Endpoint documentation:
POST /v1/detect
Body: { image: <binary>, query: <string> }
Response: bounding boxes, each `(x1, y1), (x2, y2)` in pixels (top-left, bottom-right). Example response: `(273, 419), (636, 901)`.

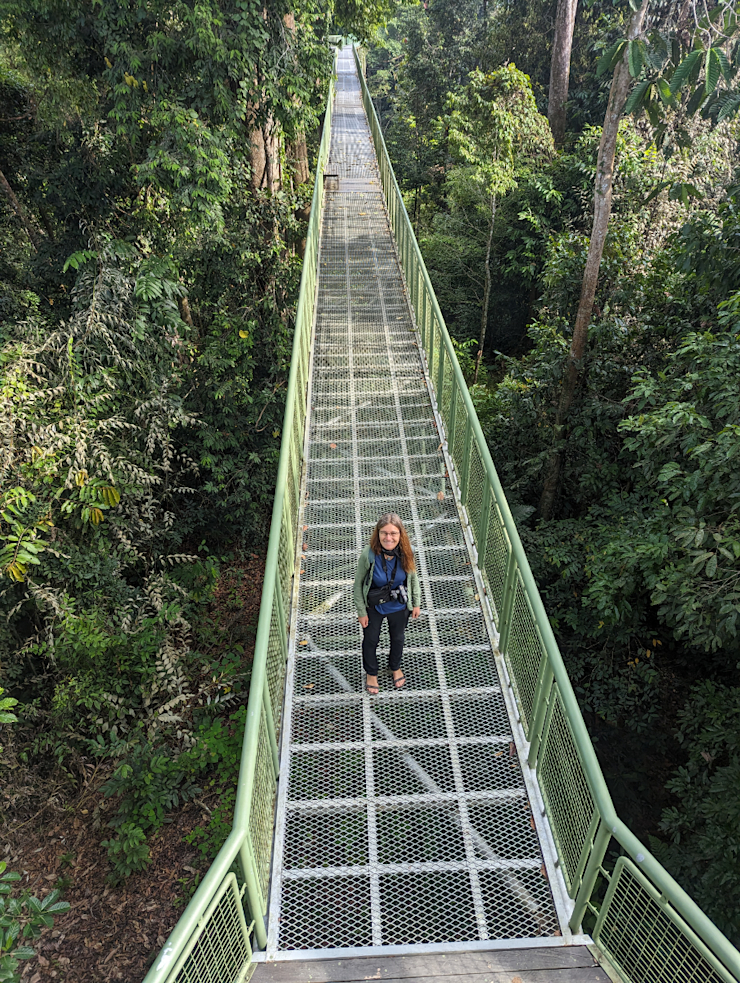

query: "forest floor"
(4, 552), (265, 983)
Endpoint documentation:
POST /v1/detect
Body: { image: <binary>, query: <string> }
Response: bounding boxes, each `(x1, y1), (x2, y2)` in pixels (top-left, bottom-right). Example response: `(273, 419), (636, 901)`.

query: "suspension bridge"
(143, 45), (740, 983)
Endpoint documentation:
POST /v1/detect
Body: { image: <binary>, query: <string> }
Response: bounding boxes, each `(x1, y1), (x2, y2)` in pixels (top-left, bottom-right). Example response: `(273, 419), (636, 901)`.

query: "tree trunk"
(289, 134), (310, 185)
(474, 193), (496, 384)
(0, 166), (41, 250)
(249, 114), (267, 189)
(547, 0), (578, 148)
(179, 296), (194, 328)
(263, 119), (279, 193)
(539, 0), (649, 520)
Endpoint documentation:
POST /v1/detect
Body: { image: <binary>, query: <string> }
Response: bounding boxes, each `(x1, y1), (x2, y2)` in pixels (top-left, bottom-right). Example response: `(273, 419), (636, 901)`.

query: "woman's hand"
(358, 615), (369, 628)
(411, 606), (421, 619)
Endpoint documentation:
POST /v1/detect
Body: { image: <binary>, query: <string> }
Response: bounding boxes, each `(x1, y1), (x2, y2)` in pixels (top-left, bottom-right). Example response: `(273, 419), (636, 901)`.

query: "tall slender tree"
(547, 0), (578, 147)
(446, 66), (553, 383)
(539, 0), (649, 520)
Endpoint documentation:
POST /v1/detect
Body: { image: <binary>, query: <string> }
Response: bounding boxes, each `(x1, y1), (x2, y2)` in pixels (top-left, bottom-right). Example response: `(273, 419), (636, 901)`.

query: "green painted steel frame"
(141, 49), (337, 983)
(352, 44), (740, 983)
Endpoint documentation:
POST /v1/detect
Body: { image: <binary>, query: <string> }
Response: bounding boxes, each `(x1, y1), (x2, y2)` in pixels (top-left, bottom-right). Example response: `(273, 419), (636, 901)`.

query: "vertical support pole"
(407, 245), (414, 313)
(262, 682), (280, 778)
(527, 657), (555, 766)
(420, 282), (428, 352)
(569, 820), (611, 930)
(448, 372), (458, 445)
(498, 550), (518, 655)
(460, 417), (473, 504)
(428, 314), (436, 386)
(477, 481), (492, 560)
(240, 834), (268, 949)
(436, 334), (446, 401)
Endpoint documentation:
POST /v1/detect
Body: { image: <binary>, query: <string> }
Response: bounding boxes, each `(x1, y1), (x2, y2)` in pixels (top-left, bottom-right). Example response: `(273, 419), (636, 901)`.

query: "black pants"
(362, 606), (410, 676)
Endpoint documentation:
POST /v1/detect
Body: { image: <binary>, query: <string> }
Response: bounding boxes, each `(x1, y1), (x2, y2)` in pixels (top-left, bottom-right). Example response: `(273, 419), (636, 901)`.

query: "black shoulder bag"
(366, 553), (398, 607)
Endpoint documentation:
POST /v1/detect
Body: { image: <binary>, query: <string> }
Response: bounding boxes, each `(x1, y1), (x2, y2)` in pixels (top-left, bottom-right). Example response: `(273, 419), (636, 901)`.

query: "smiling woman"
(353, 512), (421, 695)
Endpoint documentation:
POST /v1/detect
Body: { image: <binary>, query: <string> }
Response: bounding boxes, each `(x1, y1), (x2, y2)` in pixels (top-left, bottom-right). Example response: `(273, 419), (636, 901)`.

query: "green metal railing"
(353, 44), (740, 983)
(142, 53), (336, 983)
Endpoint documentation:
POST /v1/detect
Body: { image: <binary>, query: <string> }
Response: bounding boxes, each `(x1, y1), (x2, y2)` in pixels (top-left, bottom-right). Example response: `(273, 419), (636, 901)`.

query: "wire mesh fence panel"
(251, 710), (279, 902)
(267, 596), (287, 729)
(536, 685), (595, 897)
(466, 439), (486, 540)
(595, 860), (735, 983)
(167, 875), (251, 983)
(504, 572), (547, 737)
(482, 501), (510, 626)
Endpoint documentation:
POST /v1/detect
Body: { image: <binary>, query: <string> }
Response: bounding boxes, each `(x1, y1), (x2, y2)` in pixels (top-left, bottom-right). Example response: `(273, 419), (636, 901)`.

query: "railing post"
(428, 314), (436, 387)
(262, 683), (280, 778)
(420, 283), (428, 352)
(476, 481), (492, 558)
(498, 550), (518, 655)
(447, 371), (458, 441)
(527, 656), (555, 767)
(240, 835), (268, 949)
(410, 252), (418, 315)
(569, 820), (611, 931)
(459, 417), (473, 504)
(436, 333), (446, 399)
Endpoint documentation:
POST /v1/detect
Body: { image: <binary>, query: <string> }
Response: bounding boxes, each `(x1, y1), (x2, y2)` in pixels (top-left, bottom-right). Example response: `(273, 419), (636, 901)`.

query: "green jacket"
(353, 545), (421, 617)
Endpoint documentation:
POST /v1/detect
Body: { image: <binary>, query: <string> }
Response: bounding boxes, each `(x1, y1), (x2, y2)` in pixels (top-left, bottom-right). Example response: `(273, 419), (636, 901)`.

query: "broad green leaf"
(670, 50), (702, 95)
(645, 95), (661, 127)
(647, 32), (669, 71)
(656, 78), (674, 106)
(715, 48), (731, 80)
(706, 554), (717, 577)
(686, 82), (707, 115)
(12, 946), (36, 960)
(624, 79), (651, 115)
(628, 39), (644, 78)
(717, 92), (740, 122)
(706, 48), (721, 94)
(597, 39), (627, 78)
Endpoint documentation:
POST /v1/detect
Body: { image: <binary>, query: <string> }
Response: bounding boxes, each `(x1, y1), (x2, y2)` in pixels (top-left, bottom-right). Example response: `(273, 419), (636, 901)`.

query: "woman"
(353, 513), (421, 694)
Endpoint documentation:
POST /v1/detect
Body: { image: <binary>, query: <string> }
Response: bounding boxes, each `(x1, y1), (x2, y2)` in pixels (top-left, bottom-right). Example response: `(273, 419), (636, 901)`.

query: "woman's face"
(379, 523), (401, 550)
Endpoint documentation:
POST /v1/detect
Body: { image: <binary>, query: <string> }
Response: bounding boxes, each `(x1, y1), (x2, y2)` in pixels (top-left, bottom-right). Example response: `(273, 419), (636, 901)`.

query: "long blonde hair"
(369, 513), (416, 573)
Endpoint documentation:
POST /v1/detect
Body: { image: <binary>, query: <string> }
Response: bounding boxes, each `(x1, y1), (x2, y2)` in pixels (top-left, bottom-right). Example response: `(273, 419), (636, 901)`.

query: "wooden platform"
(252, 946), (611, 983)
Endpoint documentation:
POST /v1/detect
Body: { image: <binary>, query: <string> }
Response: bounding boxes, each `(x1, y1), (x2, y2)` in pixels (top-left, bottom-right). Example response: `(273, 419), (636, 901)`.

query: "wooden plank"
(251, 946), (607, 983)
(301, 972), (608, 983)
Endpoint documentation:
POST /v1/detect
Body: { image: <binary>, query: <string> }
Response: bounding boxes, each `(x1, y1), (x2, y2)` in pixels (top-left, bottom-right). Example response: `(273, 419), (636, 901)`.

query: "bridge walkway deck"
(258, 48), (598, 968)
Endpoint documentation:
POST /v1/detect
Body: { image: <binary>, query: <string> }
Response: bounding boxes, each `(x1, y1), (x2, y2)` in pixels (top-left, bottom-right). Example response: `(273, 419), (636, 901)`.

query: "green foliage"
(653, 681), (740, 943)
(446, 65), (553, 200)
(183, 707), (248, 860)
(0, 861), (70, 983)
(101, 707), (247, 881)
(0, 687), (18, 756)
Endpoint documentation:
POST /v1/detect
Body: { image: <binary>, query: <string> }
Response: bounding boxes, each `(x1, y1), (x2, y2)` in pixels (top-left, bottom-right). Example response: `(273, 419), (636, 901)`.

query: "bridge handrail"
(141, 49), (337, 983)
(353, 44), (740, 983)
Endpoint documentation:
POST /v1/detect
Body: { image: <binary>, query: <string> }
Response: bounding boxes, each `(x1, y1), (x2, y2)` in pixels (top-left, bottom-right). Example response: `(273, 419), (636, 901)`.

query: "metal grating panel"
(167, 874), (251, 983)
(595, 859), (731, 983)
(267, 47), (561, 954)
(537, 686), (596, 895)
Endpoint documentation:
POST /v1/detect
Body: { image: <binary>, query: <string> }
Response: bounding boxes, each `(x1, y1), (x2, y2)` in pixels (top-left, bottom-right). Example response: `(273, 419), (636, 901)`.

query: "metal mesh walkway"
(266, 48), (565, 956)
